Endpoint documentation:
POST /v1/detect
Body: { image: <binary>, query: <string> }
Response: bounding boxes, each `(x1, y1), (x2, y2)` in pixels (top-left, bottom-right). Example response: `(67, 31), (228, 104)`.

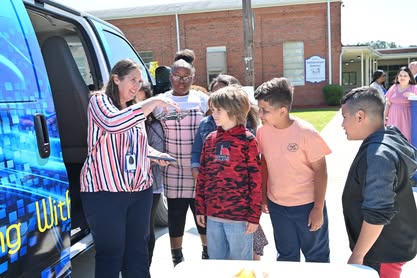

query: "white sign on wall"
(305, 56), (326, 83)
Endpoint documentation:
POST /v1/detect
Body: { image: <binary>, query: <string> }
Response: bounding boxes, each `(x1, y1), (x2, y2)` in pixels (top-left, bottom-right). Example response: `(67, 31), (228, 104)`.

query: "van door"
(0, 0), (70, 277)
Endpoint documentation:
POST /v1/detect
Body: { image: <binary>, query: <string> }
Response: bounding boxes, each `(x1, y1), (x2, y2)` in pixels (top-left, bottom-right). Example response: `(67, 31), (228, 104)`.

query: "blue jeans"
(206, 217), (253, 260)
(268, 200), (330, 262)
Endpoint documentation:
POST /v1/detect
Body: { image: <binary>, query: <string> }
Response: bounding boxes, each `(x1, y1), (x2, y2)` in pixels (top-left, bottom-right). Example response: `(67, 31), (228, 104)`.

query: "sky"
(55, 0), (416, 47)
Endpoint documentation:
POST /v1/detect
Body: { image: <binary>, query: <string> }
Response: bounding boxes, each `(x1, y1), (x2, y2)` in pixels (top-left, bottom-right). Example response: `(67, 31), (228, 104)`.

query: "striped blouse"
(80, 94), (152, 192)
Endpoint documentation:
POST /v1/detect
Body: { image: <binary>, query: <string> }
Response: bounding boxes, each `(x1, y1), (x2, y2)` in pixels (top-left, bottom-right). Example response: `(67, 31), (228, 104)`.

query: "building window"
(283, 42), (305, 86)
(138, 51), (154, 67)
(342, 72), (357, 86)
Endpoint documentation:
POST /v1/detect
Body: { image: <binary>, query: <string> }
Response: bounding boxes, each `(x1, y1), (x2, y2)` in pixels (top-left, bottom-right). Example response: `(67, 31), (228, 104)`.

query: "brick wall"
(108, 2), (341, 106)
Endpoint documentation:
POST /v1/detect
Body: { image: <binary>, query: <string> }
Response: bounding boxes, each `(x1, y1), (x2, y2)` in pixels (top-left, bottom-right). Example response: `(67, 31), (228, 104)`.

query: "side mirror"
(153, 66), (171, 95)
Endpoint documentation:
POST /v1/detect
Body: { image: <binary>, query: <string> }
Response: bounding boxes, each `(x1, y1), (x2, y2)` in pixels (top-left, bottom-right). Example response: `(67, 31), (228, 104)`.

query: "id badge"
(125, 153), (136, 172)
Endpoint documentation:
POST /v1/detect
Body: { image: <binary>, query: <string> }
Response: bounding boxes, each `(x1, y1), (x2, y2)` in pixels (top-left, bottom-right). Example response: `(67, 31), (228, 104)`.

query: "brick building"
(91, 0), (342, 106)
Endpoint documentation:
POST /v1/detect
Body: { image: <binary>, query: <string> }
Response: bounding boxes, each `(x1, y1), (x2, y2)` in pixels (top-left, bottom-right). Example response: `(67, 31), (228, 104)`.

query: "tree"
(356, 40), (398, 49)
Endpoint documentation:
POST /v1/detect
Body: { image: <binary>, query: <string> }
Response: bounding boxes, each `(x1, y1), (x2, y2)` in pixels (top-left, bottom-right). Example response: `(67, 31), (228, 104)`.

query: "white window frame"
(283, 42), (305, 86)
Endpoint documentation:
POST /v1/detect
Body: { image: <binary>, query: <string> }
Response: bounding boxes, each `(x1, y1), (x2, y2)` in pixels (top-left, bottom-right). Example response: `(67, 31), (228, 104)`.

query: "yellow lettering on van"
(6, 223), (21, 255)
(36, 197), (54, 232)
(35, 191), (71, 232)
(0, 223), (22, 255)
(66, 190), (71, 219)
(57, 190), (71, 221)
(0, 231), (4, 253)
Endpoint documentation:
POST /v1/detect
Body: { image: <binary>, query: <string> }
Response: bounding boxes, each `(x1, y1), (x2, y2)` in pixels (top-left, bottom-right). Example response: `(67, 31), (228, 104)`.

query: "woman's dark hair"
(101, 59), (141, 109)
(141, 80), (153, 99)
(394, 66), (416, 85)
(174, 49), (195, 64)
(140, 81), (158, 123)
(370, 69), (385, 84)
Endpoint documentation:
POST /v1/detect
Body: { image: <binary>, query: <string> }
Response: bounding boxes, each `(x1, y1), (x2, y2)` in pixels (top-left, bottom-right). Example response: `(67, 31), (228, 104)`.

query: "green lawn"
(291, 107), (340, 131)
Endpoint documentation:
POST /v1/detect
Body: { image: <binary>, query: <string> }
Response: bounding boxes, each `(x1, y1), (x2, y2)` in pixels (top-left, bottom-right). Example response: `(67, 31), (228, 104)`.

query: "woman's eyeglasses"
(171, 74), (193, 82)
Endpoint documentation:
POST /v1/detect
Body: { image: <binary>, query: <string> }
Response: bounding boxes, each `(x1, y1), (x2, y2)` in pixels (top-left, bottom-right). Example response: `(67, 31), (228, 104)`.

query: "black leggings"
(148, 193), (160, 265)
(167, 198), (206, 237)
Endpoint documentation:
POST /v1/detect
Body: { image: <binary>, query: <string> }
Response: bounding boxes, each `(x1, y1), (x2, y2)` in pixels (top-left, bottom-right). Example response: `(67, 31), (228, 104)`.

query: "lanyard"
(126, 129), (136, 188)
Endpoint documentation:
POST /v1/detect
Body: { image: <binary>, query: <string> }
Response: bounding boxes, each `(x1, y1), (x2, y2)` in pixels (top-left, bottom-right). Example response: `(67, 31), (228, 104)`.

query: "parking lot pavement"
(72, 110), (417, 277)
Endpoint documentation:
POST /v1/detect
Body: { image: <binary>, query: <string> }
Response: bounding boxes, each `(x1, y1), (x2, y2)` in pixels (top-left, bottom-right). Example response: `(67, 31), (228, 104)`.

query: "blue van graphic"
(0, 0), (70, 277)
(0, 0), (158, 276)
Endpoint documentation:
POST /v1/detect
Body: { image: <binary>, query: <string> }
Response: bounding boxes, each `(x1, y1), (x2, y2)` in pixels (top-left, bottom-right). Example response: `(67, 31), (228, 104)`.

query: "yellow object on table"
(233, 268), (256, 278)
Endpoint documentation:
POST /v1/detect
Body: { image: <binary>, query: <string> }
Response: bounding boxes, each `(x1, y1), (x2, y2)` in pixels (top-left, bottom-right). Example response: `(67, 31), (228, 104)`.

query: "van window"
(102, 30), (149, 81)
(68, 39), (94, 86)
(89, 19), (151, 83)
(28, 10), (98, 91)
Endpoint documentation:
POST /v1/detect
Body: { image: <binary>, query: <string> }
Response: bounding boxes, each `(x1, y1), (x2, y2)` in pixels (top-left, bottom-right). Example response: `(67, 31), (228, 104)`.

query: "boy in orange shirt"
(255, 77), (331, 262)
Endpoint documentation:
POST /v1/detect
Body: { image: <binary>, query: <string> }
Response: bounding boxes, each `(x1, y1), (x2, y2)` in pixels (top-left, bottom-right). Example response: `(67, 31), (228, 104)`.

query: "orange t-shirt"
(257, 118), (331, 206)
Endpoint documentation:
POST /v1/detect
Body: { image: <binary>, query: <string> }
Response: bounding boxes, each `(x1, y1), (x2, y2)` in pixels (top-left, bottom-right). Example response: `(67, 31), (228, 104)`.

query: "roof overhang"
(341, 46), (381, 63)
(342, 45), (417, 62)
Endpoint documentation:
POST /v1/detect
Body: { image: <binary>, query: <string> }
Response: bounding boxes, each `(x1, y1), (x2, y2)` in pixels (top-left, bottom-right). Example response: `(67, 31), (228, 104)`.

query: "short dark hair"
(254, 77), (293, 110)
(208, 74), (241, 92)
(341, 86), (384, 120)
(371, 69), (385, 84)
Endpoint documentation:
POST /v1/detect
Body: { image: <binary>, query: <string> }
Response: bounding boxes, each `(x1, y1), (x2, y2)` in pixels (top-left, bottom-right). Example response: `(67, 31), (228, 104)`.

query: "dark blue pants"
(268, 200), (330, 262)
(81, 189), (152, 278)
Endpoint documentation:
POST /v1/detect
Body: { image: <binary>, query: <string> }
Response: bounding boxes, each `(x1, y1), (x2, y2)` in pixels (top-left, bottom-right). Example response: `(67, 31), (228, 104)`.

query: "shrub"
(322, 84), (344, 106)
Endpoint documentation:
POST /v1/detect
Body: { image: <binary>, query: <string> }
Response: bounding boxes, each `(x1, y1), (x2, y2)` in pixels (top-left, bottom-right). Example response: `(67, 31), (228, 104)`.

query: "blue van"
(0, 0), (162, 276)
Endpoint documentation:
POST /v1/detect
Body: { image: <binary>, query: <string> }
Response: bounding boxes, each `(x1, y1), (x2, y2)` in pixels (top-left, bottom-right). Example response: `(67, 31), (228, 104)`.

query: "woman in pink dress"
(384, 66), (417, 142)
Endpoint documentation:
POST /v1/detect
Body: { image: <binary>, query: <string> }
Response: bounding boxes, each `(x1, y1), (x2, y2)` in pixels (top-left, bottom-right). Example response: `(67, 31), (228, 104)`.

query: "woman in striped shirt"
(80, 59), (177, 278)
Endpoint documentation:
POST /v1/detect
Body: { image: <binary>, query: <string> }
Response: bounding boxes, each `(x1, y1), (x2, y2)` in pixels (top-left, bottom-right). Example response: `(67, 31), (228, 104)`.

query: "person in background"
(191, 84), (209, 95)
(192, 73), (268, 260)
(195, 86), (262, 260)
(340, 86), (417, 278)
(409, 61), (417, 82)
(369, 69), (386, 100)
(384, 66), (417, 142)
(153, 50), (210, 266)
(80, 59), (178, 278)
(136, 81), (164, 266)
(255, 77), (331, 263)
(208, 73), (241, 92)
